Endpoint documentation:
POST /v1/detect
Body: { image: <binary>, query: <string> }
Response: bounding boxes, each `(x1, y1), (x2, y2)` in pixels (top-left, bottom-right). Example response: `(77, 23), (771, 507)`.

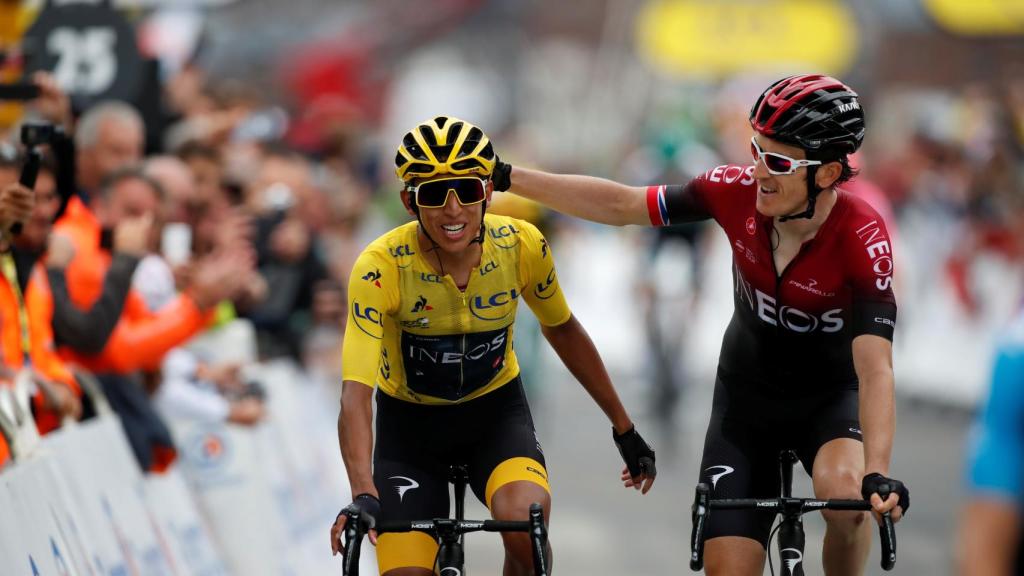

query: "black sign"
(23, 0), (143, 106)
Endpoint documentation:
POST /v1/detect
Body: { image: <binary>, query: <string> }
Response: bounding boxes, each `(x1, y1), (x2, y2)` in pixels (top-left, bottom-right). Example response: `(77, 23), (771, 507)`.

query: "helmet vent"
(418, 126), (438, 147)
(451, 159), (482, 171)
(435, 116), (449, 128)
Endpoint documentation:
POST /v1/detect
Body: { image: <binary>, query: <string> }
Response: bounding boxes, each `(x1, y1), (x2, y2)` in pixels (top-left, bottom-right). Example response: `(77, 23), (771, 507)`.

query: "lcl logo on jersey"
(533, 268), (557, 300)
(389, 244), (416, 258)
(489, 224), (521, 249)
(353, 302), (384, 338)
(480, 260), (499, 276)
(420, 272), (442, 283)
(390, 244), (416, 268)
(470, 289), (519, 321)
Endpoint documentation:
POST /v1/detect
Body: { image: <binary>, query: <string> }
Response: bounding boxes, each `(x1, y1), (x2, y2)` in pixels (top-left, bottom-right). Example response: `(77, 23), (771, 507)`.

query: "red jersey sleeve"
(845, 200), (898, 339)
(645, 164), (756, 227)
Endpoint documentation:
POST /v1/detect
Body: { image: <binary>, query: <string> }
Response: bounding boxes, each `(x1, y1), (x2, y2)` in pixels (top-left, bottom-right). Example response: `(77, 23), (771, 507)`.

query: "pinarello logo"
(746, 217), (756, 235)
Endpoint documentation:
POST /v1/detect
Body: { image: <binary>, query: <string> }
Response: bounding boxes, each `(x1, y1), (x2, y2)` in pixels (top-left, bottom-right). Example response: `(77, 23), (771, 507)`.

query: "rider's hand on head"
(613, 425), (657, 494)
(862, 472), (908, 523)
(330, 493), (381, 557)
(491, 156), (512, 192)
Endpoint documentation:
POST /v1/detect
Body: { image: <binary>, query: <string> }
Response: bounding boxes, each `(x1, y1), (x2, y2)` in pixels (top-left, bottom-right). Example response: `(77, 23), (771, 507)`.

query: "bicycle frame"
(690, 450), (896, 575)
(342, 464), (549, 576)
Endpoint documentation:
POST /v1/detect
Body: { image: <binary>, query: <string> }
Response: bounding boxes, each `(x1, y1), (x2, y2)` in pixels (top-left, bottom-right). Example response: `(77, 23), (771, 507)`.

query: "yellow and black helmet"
(395, 116), (495, 183)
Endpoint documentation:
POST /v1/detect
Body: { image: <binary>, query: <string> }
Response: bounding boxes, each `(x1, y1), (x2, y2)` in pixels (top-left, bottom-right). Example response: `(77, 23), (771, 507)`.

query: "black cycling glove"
(337, 493), (381, 531)
(861, 473), (909, 514)
(613, 425), (656, 479)
(491, 157), (512, 192)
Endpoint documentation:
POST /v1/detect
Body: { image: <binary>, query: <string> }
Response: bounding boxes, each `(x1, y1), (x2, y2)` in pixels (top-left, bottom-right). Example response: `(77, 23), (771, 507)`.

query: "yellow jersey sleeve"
(517, 221), (572, 327)
(342, 247), (399, 387)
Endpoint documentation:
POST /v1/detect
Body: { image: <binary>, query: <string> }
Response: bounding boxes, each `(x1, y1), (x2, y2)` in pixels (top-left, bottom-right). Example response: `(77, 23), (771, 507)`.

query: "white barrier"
(2, 319), (374, 575)
(0, 414), (227, 576)
(169, 359), (376, 576)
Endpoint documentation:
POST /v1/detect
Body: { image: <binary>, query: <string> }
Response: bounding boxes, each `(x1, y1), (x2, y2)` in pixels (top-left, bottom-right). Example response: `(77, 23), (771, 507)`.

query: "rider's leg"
(812, 437), (870, 576)
(704, 537), (766, 576)
(468, 379), (551, 575)
(698, 380), (779, 574)
(490, 479), (552, 576)
(373, 393), (450, 576)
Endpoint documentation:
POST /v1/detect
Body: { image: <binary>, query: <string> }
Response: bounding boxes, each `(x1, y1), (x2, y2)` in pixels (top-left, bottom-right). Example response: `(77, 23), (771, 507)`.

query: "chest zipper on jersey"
(457, 287), (467, 398)
(766, 225), (812, 381)
(458, 333), (466, 398)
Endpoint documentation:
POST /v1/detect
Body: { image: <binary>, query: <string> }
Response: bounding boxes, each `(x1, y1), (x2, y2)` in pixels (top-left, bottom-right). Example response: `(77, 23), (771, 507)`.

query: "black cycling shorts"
(373, 377), (549, 572)
(698, 377), (862, 547)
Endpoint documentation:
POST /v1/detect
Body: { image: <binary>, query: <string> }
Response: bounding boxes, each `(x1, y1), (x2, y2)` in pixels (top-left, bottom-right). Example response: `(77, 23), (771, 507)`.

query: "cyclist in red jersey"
(489, 75), (908, 575)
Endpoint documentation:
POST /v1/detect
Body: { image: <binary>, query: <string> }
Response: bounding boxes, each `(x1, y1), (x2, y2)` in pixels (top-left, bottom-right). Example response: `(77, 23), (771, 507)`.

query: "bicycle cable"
(766, 519), (783, 576)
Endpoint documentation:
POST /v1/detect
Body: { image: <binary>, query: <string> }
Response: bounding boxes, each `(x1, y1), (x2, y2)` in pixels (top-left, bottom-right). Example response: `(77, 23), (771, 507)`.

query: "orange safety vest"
(0, 258), (80, 435)
(53, 197), (215, 374)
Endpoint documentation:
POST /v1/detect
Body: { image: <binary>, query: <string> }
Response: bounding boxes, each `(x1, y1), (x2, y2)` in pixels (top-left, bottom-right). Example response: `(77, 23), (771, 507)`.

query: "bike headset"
(395, 116), (496, 273)
(749, 74), (866, 222)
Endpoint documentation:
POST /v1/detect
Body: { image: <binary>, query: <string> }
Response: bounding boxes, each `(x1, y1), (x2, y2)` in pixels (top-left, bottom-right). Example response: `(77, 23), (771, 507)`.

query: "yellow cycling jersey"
(342, 214), (571, 404)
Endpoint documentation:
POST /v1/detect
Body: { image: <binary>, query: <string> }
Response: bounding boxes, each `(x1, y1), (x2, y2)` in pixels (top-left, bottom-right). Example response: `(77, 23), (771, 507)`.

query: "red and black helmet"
(749, 74), (865, 156)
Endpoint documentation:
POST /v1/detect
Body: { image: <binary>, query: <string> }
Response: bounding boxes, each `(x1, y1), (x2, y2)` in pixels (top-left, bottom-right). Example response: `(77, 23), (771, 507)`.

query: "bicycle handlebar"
(377, 518), (532, 534)
(690, 482), (897, 572)
(341, 503), (548, 576)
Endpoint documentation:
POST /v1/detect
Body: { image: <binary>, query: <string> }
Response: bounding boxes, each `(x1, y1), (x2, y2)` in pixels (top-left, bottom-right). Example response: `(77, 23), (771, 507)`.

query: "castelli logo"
(745, 217), (756, 235)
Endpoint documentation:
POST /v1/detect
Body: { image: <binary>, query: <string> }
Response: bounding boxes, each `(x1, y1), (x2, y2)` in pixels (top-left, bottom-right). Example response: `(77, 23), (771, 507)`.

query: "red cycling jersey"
(647, 164), (897, 396)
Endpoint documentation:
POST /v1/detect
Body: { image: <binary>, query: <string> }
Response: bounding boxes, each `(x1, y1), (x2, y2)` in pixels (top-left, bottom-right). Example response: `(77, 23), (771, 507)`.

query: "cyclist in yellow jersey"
(330, 117), (657, 575)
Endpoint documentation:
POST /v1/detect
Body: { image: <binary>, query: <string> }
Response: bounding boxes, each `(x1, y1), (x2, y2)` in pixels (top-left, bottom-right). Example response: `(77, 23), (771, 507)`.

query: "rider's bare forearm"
(853, 335), (895, 475)
(541, 315), (633, 433)
(339, 380), (377, 496)
(509, 166), (650, 226)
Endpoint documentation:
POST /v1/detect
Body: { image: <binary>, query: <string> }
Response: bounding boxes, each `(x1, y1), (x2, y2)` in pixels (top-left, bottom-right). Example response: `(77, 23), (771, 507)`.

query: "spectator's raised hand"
(30, 72), (72, 131)
(269, 217), (310, 263)
(113, 214), (154, 257)
(227, 396), (265, 426)
(45, 230), (77, 269)
(215, 210), (255, 252)
(0, 183), (35, 233)
(187, 246), (256, 309)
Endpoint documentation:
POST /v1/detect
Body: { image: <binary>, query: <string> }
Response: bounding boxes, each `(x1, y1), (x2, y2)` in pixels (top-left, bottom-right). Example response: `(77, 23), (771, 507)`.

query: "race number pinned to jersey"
(23, 0), (143, 107)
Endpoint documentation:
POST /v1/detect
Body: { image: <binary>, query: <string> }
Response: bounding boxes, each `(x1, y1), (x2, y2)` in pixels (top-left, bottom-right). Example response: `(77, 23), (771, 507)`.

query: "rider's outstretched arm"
(508, 166), (649, 226)
(540, 314), (633, 435)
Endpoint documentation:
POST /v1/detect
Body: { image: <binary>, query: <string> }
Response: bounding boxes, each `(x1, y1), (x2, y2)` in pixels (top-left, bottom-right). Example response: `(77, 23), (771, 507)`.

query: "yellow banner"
(924, 0), (1024, 35)
(635, 0), (858, 78)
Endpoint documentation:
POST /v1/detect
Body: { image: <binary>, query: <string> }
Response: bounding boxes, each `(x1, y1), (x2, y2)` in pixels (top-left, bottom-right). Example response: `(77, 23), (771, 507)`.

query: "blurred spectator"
(243, 145), (328, 360)
(52, 167), (250, 471)
(74, 102), (145, 203)
(959, 311), (1024, 574)
(155, 348), (266, 427)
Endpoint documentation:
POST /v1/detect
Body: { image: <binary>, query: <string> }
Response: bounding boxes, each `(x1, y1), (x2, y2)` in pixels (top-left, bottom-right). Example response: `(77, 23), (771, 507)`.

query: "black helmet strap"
(778, 165), (822, 222)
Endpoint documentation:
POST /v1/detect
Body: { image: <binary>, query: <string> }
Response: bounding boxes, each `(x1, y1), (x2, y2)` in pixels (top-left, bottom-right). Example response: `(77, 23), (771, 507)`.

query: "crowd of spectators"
(0, 57), (382, 471)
